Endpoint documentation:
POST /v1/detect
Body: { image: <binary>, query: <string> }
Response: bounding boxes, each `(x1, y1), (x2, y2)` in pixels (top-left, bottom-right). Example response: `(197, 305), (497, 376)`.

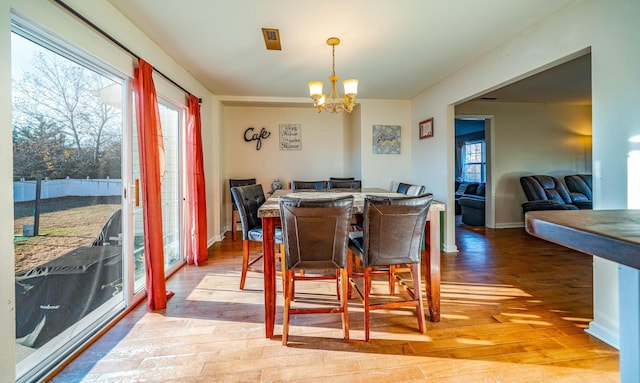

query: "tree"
(12, 45), (122, 179)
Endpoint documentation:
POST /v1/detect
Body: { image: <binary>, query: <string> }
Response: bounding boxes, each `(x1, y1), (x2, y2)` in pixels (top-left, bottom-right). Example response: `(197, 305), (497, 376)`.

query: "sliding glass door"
(131, 100), (184, 292)
(12, 27), (125, 381)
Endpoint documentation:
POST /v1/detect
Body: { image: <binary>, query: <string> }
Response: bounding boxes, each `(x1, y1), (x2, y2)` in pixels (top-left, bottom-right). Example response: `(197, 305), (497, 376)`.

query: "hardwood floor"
(52, 226), (619, 382)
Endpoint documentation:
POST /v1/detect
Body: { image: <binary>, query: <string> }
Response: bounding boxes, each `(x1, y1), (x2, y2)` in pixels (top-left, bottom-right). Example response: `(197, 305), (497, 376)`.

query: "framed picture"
(279, 124), (301, 150)
(419, 118), (434, 139)
(373, 125), (401, 154)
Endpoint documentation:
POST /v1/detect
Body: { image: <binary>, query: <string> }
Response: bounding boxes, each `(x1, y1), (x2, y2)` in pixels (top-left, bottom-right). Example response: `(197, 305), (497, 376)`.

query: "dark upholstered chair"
(564, 174), (593, 209)
(231, 184), (283, 290)
(348, 194), (433, 341)
(328, 179), (362, 189)
(390, 181), (426, 196)
(229, 178), (256, 241)
(291, 180), (328, 191)
(519, 175), (581, 213)
(329, 177), (355, 181)
(279, 195), (354, 345)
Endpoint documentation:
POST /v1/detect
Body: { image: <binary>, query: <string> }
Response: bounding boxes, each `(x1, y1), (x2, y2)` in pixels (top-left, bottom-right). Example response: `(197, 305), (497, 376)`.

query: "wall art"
(279, 124), (302, 150)
(244, 126), (270, 150)
(419, 118), (434, 139)
(373, 125), (401, 154)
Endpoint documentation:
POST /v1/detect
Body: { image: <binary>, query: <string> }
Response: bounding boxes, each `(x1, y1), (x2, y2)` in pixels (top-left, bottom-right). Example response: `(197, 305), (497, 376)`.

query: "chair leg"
(280, 244), (287, 294)
(389, 265), (396, 295)
(282, 269), (294, 346)
(410, 263), (427, 334)
(231, 210), (237, 241)
(239, 240), (250, 290)
(364, 267), (372, 342)
(340, 268), (350, 341)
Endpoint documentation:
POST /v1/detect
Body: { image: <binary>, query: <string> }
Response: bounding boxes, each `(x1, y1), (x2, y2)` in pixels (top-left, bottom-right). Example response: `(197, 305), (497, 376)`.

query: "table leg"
(262, 216), (277, 338)
(424, 210), (441, 322)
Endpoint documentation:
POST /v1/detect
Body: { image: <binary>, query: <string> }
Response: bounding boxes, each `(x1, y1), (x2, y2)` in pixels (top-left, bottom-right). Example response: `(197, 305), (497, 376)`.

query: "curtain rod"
(53, 0), (201, 103)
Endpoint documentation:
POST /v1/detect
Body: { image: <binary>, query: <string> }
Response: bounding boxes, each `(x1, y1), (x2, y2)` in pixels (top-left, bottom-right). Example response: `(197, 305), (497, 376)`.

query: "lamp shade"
(343, 79), (358, 96)
(308, 81), (324, 97)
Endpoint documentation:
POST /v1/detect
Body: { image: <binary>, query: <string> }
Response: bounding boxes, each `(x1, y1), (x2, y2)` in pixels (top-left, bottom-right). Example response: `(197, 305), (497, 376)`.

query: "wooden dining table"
(258, 188), (446, 339)
(525, 209), (640, 383)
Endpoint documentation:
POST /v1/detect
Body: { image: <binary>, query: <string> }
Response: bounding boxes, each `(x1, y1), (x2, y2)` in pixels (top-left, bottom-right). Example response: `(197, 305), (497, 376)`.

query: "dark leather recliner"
(565, 174), (592, 209)
(519, 175), (588, 213)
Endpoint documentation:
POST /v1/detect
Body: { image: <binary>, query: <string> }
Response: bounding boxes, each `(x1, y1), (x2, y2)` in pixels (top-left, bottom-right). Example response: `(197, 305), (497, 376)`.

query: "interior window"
(461, 140), (486, 183)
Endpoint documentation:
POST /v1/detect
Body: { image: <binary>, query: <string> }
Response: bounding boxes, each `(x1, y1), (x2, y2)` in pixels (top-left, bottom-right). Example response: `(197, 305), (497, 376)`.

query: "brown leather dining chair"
(328, 179), (362, 189)
(348, 193), (433, 341)
(231, 184), (284, 290)
(279, 195), (354, 345)
(229, 178), (256, 241)
(291, 180), (328, 191)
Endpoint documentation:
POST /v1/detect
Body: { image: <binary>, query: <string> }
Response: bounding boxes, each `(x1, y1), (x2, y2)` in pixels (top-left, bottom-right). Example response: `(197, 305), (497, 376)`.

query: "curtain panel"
(133, 58), (172, 310)
(186, 94), (208, 265)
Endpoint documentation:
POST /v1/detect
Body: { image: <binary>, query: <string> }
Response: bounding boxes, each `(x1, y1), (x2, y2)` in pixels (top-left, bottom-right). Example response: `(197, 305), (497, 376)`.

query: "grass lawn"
(14, 196), (120, 274)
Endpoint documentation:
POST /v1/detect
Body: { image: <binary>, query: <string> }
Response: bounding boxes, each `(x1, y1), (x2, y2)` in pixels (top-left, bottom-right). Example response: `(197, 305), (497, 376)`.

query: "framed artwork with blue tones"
(373, 125), (401, 154)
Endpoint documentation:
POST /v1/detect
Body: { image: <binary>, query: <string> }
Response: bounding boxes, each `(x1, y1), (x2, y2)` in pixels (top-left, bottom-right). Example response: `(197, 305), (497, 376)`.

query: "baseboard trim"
(443, 244), (459, 253)
(493, 222), (524, 229)
(586, 321), (620, 349)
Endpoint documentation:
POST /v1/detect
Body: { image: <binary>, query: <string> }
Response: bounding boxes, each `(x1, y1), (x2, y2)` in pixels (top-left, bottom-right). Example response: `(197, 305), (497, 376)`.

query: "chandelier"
(308, 37), (359, 113)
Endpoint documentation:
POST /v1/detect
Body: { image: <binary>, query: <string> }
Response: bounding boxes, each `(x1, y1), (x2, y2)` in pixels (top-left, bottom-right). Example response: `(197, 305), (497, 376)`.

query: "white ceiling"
(106, 0), (588, 103)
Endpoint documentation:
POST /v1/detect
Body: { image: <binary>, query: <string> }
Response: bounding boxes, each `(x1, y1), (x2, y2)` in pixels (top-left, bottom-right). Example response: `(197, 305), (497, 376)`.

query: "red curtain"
(186, 94), (209, 265)
(133, 58), (172, 310)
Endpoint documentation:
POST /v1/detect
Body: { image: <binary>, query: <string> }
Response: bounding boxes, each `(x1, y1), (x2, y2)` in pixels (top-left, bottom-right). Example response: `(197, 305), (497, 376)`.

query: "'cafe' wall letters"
(244, 127), (270, 150)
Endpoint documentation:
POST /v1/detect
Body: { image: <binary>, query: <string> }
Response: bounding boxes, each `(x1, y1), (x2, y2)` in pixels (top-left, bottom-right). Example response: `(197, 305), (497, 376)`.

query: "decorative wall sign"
(279, 124), (302, 150)
(244, 127), (270, 150)
(373, 125), (401, 154)
(419, 118), (434, 139)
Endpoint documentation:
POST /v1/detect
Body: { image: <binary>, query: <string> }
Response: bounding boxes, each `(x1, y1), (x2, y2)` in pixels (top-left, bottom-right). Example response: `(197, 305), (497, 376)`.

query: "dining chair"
(229, 178), (256, 241)
(291, 180), (328, 191)
(348, 193), (433, 341)
(231, 184), (284, 290)
(279, 195), (354, 345)
(328, 179), (362, 189)
(329, 177), (355, 181)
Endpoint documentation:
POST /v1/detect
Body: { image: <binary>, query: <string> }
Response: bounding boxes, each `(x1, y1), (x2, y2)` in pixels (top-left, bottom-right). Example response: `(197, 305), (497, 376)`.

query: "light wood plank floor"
(52, 226), (619, 382)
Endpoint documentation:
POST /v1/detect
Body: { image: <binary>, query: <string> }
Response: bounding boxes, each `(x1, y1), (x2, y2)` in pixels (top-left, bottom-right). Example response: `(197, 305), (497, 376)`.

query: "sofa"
(564, 174), (592, 206)
(519, 175), (591, 213)
(455, 182), (486, 226)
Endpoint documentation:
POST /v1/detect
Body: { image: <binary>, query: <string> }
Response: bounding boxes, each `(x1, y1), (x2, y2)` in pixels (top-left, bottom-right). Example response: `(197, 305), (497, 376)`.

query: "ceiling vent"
(262, 28), (281, 50)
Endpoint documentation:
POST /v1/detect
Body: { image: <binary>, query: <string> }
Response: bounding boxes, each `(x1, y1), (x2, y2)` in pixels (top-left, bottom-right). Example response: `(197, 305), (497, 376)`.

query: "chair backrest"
(396, 183), (426, 196)
(359, 194), (433, 267)
(520, 175), (572, 204)
(279, 195), (354, 270)
(230, 184), (265, 239)
(564, 174), (592, 200)
(329, 177), (355, 181)
(291, 180), (328, 191)
(229, 178), (256, 211)
(328, 179), (362, 189)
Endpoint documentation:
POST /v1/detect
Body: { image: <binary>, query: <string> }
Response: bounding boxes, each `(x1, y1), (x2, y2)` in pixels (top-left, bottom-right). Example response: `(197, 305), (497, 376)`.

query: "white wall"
(411, 0), (640, 347)
(457, 102), (592, 227)
(219, 99), (412, 234)
(358, 99), (412, 190)
(221, 105), (354, 231)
